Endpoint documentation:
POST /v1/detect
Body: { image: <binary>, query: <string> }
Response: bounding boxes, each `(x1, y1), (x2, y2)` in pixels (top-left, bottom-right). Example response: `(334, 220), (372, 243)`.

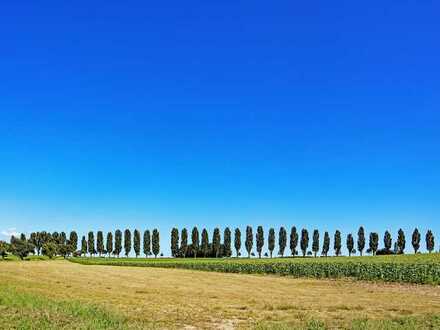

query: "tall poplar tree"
(397, 229), (406, 254)
(212, 228), (221, 258)
(152, 229), (160, 258)
(268, 228), (275, 258)
(334, 230), (342, 256)
(69, 231), (78, 254)
(201, 229), (209, 257)
(278, 227), (287, 257)
(133, 229), (141, 258)
(426, 230), (435, 253)
(181, 228), (188, 258)
(124, 229), (131, 257)
(97, 231), (104, 257)
(234, 228), (241, 257)
(347, 234), (354, 256)
(170, 228), (179, 257)
(357, 226), (365, 256)
(81, 236), (87, 256)
(106, 232), (113, 257)
(245, 226), (253, 258)
(224, 227), (232, 257)
(369, 232), (379, 255)
(290, 226), (298, 257)
(256, 226), (264, 258)
(412, 228), (421, 254)
(87, 231), (95, 257)
(114, 230), (122, 257)
(300, 229), (309, 257)
(191, 227), (199, 258)
(322, 231), (330, 257)
(143, 230), (151, 257)
(312, 230), (319, 257)
(384, 231), (392, 252)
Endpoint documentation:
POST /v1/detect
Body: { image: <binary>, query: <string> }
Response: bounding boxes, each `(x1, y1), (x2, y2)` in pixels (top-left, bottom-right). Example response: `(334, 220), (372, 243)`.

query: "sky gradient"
(1, 1), (439, 255)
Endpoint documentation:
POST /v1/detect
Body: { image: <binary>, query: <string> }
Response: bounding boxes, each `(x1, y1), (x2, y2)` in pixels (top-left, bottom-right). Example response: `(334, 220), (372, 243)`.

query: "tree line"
(170, 226), (437, 258)
(0, 229), (160, 260)
(0, 226), (436, 260)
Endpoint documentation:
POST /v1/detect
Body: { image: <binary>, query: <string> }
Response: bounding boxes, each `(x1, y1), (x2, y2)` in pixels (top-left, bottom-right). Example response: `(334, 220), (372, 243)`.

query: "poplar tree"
(181, 228), (188, 258)
(312, 230), (319, 257)
(133, 229), (141, 258)
(143, 230), (151, 257)
(60, 232), (67, 245)
(256, 226), (264, 258)
(300, 229), (309, 257)
(334, 230), (342, 256)
(114, 230), (122, 257)
(278, 227), (287, 257)
(322, 231), (330, 257)
(191, 227), (199, 258)
(106, 232), (113, 257)
(397, 229), (406, 254)
(234, 228), (241, 257)
(384, 231), (392, 252)
(412, 228), (421, 253)
(268, 228), (275, 258)
(201, 229), (209, 257)
(124, 229), (131, 257)
(152, 229), (160, 258)
(426, 230), (435, 253)
(369, 232), (379, 255)
(212, 228), (221, 258)
(97, 231), (104, 257)
(224, 227), (232, 257)
(347, 234), (354, 256)
(87, 231), (95, 257)
(170, 228), (179, 257)
(357, 226), (366, 256)
(69, 231), (78, 254)
(290, 226), (298, 257)
(81, 236), (87, 256)
(245, 226), (253, 258)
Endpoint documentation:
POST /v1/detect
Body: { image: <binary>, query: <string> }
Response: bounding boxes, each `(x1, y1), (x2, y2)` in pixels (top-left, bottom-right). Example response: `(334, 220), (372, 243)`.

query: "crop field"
(71, 253), (440, 285)
(1, 259), (440, 329)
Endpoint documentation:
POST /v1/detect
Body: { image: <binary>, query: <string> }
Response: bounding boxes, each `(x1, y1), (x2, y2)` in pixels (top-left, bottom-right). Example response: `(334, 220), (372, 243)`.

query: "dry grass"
(1, 260), (440, 329)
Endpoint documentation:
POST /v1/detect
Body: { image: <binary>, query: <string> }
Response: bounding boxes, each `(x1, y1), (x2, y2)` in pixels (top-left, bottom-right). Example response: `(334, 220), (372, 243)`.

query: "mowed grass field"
(1, 259), (440, 329)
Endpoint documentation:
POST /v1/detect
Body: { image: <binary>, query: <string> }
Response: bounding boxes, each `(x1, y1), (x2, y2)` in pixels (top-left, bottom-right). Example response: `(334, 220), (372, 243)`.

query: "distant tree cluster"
(169, 227), (438, 258)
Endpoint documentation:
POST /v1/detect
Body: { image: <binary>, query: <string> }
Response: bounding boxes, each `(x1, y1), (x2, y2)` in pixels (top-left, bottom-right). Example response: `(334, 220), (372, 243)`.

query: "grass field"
(70, 253), (440, 285)
(1, 259), (440, 329)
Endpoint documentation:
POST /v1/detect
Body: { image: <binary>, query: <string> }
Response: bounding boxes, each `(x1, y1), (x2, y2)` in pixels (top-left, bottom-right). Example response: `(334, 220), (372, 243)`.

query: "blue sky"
(1, 1), (439, 255)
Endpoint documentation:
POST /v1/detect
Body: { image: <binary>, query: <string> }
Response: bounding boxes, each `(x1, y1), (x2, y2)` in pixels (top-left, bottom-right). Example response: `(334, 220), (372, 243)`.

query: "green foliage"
(60, 232), (67, 245)
(97, 231), (104, 256)
(212, 228), (221, 258)
(369, 232), (379, 256)
(69, 231), (78, 254)
(290, 226), (298, 257)
(347, 234), (354, 256)
(246, 226), (253, 258)
(300, 229), (309, 257)
(143, 230), (151, 258)
(278, 227), (286, 257)
(106, 232), (113, 257)
(124, 229), (131, 257)
(81, 236), (87, 256)
(256, 226), (264, 258)
(397, 229), (406, 254)
(312, 230), (319, 257)
(201, 229), (209, 257)
(170, 228), (179, 257)
(426, 230), (435, 253)
(358, 226), (365, 256)
(384, 231), (392, 252)
(234, 228), (241, 257)
(114, 230), (122, 257)
(322, 231), (330, 257)
(412, 228), (421, 253)
(180, 228), (188, 258)
(9, 236), (35, 260)
(0, 241), (9, 259)
(191, 227), (199, 258)
(152, 229), (160, 258)
(224, 227), (232, 257)
(268, 228), (275, 258)
(87, 231), (95, 256)
(133, 229), (141, 258)
(334, 230), (342, 256)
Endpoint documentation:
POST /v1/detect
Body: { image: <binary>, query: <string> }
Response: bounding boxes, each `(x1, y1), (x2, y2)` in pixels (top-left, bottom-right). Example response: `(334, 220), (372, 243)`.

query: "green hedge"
(70, 254), (440, 285)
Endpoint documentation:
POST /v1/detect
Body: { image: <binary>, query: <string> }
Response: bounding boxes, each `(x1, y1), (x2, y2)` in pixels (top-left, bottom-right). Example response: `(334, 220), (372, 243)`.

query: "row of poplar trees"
(170, 226), (437, 258)
(18, 229), (161, 258)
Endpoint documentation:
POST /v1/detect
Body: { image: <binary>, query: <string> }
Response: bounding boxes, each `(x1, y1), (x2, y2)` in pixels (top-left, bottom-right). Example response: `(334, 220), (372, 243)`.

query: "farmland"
(71, 253), (440, 285)
(1, 259), (440, 329)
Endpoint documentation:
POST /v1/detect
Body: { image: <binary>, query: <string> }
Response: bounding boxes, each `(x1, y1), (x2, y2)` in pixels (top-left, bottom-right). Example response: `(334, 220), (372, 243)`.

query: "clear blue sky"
(1, 1), (439, 255)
